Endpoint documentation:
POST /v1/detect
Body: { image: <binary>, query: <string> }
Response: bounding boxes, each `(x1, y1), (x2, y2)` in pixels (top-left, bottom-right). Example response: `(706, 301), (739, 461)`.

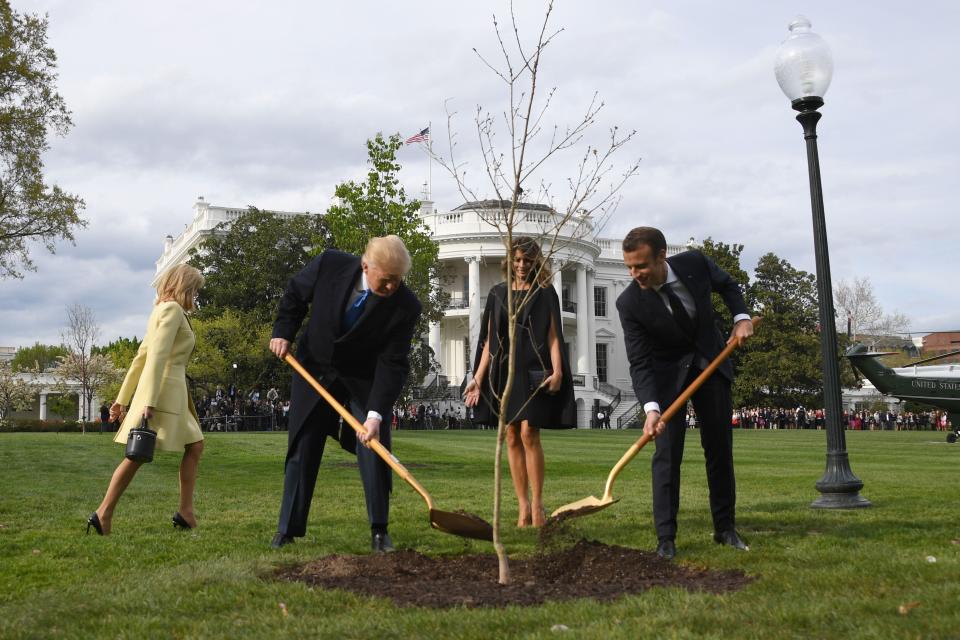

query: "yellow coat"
(113, 301), (203, 452)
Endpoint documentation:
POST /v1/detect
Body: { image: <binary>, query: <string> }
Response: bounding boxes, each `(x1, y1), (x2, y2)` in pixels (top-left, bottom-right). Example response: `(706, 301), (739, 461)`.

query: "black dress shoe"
(713, 529), (749, 551)
(371, 532), (395, 553)
(172, 512), (193, 530)
(270, 533), (295, 549)
(655, 539), (676, 560)
(86, 512), (104, 536)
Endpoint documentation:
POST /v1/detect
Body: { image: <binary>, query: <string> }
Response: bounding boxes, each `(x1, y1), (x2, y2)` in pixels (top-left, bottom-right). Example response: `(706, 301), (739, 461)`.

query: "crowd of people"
(196, 385), (290, 431)
(728, 406), (953, 431)
(185, 383), (958, 436)
(394, 403), (468, 429)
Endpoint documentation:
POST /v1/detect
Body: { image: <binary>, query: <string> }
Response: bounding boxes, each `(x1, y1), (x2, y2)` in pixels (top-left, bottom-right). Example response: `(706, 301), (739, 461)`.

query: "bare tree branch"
(834, 276), (910, 345)
(55, 304), (117, 429)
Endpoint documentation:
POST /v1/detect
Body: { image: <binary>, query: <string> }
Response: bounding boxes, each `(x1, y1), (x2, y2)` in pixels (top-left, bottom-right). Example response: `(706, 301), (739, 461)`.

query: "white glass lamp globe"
(774, 16), (833, 102)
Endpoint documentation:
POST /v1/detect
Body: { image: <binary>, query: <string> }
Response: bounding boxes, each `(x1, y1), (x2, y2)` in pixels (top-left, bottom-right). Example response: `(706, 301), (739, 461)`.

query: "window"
(594, 286), (607, 317)
(561, 286), (576, 313)
(596, 343), (608, 383)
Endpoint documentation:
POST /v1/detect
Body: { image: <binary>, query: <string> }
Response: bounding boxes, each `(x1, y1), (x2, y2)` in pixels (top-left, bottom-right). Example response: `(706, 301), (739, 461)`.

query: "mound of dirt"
(276, 539), (754, 608)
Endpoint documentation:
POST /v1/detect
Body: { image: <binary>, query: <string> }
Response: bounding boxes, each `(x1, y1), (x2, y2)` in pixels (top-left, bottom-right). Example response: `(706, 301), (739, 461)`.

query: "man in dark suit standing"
(616, 227), (753, 560)
(268, 235), (422, 552)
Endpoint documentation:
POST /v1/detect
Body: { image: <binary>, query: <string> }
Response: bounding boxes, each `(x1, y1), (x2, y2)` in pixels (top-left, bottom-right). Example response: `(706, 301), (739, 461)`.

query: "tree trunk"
(493, 281), (518, 585)
(493, 418), (510, 584)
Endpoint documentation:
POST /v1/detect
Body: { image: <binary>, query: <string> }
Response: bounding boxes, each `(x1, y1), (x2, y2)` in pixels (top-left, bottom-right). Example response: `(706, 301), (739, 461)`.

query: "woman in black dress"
(464, 237), (576, 527)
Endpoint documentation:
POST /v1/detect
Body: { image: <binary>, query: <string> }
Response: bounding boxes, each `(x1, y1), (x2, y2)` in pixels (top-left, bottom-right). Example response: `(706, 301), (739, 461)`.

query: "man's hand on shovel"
(359, 417), (381, 446)
(643, 410), (666, 440)
(729, 318), (754, 344)
(269, 338), (291, 359)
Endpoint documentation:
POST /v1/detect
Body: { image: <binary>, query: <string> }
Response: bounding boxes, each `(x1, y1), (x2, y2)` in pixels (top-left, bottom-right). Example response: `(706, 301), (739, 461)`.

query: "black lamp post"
(774, 16), (871, 509)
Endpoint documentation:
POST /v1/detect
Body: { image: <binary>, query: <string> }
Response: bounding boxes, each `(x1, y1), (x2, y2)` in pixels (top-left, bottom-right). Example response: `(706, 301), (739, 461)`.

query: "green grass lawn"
(0, 429), (957, 639)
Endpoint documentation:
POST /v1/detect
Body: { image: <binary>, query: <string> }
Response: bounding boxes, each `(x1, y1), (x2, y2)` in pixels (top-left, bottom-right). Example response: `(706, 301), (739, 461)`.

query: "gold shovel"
(551, 318), (758, 521)
(284, 354), (493, 541)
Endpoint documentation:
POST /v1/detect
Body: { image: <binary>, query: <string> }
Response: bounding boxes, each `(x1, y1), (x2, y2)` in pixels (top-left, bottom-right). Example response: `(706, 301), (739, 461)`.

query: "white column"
(586, 267), (596, 382)
(39, 393), (47, 420)
(77, 393), (84, 421)
(429, 321), (442, 365)
(552, 263), (563, 301)
(576, 264), (589, 375)
(467, 256), (481, 370)
(429, 275), (442, 375)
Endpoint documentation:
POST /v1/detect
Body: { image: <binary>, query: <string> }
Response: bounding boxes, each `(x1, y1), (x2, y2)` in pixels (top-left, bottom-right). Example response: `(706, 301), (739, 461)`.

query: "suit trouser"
(651, 369), (736, 541)
(277, 395), (392, 537)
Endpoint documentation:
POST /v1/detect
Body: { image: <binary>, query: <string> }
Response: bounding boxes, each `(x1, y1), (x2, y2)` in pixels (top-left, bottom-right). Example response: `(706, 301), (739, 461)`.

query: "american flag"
(405, 127), (430, 145)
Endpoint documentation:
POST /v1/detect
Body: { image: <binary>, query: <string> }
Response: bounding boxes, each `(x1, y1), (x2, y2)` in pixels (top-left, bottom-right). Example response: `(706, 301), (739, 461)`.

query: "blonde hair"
(363, 235), (412, 275)
(155, 264), (205, 312)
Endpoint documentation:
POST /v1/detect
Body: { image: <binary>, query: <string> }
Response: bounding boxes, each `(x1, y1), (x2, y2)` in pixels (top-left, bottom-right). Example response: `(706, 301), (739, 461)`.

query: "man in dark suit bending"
(616, 227), (753, 560)
(268, 235), (422, 552)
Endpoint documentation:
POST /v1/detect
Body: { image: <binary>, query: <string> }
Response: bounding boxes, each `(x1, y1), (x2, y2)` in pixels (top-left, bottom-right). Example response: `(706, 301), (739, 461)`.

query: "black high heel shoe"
(86, 512), (104, 536)
(172, 512), (194, 530)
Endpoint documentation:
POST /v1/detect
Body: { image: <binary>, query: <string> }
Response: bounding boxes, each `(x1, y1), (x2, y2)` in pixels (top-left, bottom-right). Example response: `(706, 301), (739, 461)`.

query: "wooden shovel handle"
(283, 353), (435, 510)
(602, 316), (759, 499)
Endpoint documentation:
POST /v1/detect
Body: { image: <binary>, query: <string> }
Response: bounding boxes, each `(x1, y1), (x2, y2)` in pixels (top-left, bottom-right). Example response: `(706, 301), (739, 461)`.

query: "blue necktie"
(343, 289), (370, 330)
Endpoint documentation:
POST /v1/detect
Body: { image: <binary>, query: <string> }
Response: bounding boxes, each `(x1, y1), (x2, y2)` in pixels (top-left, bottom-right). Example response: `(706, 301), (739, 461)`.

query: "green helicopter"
(846, 343), (960, 443)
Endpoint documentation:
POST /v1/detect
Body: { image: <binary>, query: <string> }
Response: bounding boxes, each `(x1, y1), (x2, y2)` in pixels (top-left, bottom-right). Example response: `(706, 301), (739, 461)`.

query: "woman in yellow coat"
(87, 265), (206, 535)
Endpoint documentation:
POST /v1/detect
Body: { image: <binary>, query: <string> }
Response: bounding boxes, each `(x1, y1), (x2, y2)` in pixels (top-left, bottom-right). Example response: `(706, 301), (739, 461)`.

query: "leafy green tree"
(189, 310), (278, 397)
(91, 336), (142, 404)
(698, 238), (750, 371)
(699, 239), (749, 310)
(0, 2), (85, 279)
(734, 253), (859, 408)
(11, 342), (68, 372)
(92, 336), (141, 369)
(46, 392), (77, 419)
(734, 253), (821, 407)
(324, 133), (445, 398)
(188, 207), (331, 324)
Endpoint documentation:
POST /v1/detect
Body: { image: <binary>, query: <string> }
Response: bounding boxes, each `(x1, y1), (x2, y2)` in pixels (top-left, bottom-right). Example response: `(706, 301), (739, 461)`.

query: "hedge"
(0, 419), (118, 433)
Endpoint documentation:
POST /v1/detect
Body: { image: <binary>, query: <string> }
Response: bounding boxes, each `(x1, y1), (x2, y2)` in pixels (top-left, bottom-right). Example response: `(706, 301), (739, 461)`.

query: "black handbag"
(527, 369), (553, 393)
(125, 416), (157, 463)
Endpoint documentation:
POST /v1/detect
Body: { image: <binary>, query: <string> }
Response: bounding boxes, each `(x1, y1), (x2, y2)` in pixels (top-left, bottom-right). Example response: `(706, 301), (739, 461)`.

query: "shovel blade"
(430, 509), (494, 541)
(550, 495), (619, 520)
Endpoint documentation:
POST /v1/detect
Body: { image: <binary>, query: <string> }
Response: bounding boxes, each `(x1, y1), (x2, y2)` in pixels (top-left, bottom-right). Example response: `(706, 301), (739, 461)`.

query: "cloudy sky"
(2, 0), (958, 349)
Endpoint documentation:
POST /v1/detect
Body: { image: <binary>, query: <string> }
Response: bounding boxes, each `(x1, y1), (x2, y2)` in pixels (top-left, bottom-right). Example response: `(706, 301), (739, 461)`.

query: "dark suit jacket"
(616, 250), (747, 409)
(272, 250), (422, 445)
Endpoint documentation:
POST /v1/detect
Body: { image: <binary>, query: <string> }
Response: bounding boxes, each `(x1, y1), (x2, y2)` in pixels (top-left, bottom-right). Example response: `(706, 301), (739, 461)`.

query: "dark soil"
(275, 538), (754, 608)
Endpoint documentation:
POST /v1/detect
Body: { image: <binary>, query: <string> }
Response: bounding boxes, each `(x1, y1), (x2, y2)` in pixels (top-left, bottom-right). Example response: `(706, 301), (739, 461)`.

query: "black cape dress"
(471, 282), (577, 428)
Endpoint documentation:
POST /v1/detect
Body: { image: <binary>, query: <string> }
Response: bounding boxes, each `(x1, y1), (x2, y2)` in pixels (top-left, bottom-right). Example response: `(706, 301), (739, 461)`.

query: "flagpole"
(427, 120), (432, 200)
